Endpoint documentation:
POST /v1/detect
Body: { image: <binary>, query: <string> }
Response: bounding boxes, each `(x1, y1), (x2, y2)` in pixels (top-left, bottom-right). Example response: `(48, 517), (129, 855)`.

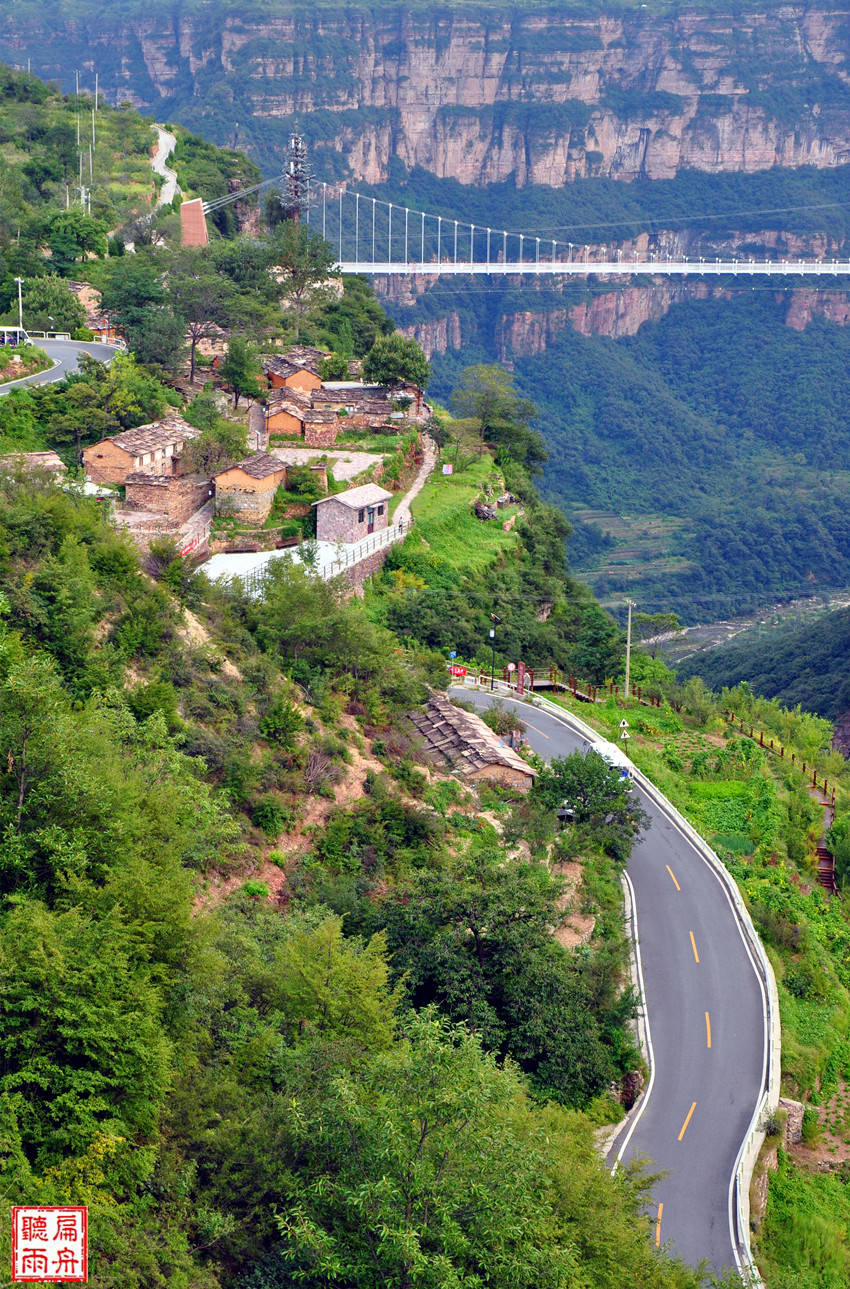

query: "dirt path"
(393, 433), (437, 527)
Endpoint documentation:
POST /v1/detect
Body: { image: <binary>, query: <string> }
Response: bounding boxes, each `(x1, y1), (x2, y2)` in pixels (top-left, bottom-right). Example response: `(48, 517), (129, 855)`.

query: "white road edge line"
(0, 356), (63, 396)
(651, 792), (768, 1286)
(610, 866), (656, 1173)
(454, 679), (773, 1286)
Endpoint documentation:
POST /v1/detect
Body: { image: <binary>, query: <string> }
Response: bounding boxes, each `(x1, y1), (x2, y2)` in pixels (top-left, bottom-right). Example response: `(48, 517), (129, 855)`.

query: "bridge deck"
(338, 259), (850, 277)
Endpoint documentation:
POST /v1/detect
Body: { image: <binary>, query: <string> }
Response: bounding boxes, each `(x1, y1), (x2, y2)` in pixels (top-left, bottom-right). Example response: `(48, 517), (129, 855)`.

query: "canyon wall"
(400, 284), (850, 357)
(4, 4), (850, 186)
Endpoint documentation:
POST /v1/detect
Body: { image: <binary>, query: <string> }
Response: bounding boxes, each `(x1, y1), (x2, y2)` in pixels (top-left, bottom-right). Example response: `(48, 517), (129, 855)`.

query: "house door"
(367, 507), (375, 533)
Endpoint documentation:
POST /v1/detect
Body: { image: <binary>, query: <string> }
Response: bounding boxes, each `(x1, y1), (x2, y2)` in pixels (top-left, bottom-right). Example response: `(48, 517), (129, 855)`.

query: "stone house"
(262, 354), (323, 393)
(213, 452), (289, 524)
(285, 344), (326, 371)
(83, 417), (199, 485)
(313, 482), (392, 543)
(409, 693), (537, 792)
(124, 473), (212, 523)
(264, 395), (340, 446)
(0, 451), (66, 480)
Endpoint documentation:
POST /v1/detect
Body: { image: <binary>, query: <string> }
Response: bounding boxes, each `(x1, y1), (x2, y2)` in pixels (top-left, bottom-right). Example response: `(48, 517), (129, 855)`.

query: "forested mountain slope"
(678, 606), (850, 724)
(424, 291), (850, 621)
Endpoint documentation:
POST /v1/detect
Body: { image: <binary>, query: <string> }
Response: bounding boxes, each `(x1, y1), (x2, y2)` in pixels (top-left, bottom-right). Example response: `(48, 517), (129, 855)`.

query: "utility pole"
(13, 278), (23, 332)
(623, 599), (635, 701)
(489, 612), (502, 692)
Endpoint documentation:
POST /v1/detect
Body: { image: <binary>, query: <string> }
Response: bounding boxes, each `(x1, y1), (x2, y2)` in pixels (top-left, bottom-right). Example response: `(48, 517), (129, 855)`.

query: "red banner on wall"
(449, 664), (467, 677)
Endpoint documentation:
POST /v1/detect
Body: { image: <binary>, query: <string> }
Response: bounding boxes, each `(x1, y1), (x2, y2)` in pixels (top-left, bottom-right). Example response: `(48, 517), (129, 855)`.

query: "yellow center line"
(678, 1101), (697, 1141)
(689, 930), (700, 964)
(705, 1012), (712, 1049)
(522, 719), (550, 740)
(655, 1202), (663, 1247)
(665, 864), (681, 891)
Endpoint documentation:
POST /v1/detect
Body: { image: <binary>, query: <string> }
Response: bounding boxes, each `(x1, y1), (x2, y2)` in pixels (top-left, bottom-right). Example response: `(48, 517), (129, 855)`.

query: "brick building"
(264, 394), (340, 446)
(214, 452), (288, 524)
(262, 354), (323, 393)
(83, 417), (199, 485)
(313, 482), (392, 543)
(124, 473), (212, 522)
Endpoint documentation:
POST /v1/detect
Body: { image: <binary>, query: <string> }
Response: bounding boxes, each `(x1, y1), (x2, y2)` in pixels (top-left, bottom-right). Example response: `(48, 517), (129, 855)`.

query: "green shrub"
(260, 697), (304, 748)
(252, 797), (284, 837)
(242, 879), (270, 899)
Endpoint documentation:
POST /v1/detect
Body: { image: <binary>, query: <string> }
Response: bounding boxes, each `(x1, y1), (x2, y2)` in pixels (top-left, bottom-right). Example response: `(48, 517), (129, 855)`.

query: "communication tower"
(284, 133), (312, 224)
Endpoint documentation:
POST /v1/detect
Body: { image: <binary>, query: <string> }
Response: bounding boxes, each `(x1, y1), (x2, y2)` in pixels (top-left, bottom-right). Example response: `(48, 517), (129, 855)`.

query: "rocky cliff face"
(400, 282), (850, 357)
(4, 4), (850, 186)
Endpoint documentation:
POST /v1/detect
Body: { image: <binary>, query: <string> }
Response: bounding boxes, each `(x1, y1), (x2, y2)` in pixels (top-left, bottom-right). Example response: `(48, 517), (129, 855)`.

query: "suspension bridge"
(187, 173), (850, 278)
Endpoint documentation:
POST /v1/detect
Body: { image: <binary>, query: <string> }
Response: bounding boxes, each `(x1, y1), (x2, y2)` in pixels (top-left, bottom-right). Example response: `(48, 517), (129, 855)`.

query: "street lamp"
(13, 277), (23, 333)
(489, 612), (502, 692)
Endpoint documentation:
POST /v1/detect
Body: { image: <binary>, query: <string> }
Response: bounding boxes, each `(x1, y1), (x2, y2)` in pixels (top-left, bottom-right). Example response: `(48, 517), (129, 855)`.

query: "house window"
(358, 509), (365, 522)
(377, 505), (384, 516)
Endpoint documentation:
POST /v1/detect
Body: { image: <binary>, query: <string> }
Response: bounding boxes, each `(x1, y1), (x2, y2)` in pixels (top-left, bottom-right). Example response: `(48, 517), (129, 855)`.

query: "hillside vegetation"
(426, 291), (850, 621)
(0, 455), (714, 1289)
(677, 607), (850, 723)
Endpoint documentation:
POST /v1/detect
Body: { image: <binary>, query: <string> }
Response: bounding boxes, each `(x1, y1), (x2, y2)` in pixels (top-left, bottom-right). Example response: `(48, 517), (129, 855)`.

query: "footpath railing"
(324, 516), (411, 576)
(225, 516), (413, 596)
(724, 709), (835, 801)
(454, 674), (778, 1287)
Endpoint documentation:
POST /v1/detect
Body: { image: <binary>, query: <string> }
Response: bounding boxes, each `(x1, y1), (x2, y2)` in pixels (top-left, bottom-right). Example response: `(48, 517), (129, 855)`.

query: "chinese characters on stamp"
(11, 1207), (87, 1283)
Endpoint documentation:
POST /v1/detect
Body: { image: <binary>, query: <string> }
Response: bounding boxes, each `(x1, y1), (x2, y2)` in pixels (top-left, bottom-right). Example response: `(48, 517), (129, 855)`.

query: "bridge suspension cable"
(197, 176), (850, 277)
(309, 182), (850, 277)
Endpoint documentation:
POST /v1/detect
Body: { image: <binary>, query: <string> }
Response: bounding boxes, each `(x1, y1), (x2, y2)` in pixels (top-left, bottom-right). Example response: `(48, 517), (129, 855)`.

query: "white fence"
(323, 517), (410, 576)
(223, 516), (412, 596)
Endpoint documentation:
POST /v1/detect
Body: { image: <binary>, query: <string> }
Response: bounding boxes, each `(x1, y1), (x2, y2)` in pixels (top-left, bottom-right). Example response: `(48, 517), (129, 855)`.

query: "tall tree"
(219, 337), (262, 408)
(362, 332), (430, 408)
(168, 248), (235, 383)
(269, 223), (338, 340)
(451, 364), (546, 470)
(100, 257), (185, 372)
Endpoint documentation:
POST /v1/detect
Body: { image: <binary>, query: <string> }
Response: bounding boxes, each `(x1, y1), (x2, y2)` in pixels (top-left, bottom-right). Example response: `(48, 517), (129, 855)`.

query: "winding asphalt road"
(0, 339), (119, 397)
(450, 685), (767, 1277)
